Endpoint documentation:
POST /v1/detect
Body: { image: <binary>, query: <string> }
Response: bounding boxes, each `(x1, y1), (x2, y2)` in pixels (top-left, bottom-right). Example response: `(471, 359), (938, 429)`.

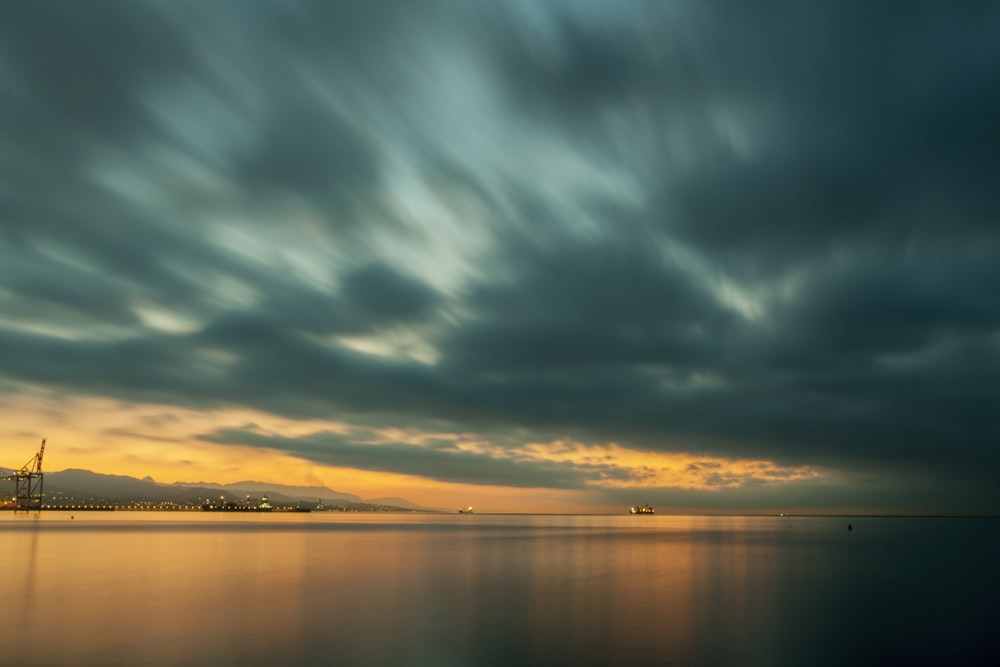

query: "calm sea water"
(1, 512), (997, 667)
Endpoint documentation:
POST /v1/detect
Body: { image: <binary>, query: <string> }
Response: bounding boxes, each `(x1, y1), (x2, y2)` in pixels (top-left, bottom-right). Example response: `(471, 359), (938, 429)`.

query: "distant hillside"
(366, 496), (425, 510)
(193, 479), (366, 505)
(49, 468), (176, 500)
(1, 468), (429, 511)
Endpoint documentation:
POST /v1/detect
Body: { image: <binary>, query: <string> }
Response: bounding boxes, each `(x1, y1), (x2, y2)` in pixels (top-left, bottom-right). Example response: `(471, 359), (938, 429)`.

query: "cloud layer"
(2, 1), (998, 511)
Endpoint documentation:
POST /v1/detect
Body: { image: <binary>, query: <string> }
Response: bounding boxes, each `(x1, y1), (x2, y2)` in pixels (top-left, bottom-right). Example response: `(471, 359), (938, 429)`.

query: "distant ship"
(458, 506), (474, 514)
(629, 504), (654, 515)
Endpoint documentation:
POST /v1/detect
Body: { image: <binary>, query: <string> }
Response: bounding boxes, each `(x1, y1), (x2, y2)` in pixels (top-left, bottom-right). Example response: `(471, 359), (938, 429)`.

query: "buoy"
(847, 523), (852, 531)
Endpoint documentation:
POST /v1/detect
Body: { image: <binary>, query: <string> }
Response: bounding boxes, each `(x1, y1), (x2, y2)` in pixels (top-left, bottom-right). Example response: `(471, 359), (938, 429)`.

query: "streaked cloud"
(1, 1), (997, 512)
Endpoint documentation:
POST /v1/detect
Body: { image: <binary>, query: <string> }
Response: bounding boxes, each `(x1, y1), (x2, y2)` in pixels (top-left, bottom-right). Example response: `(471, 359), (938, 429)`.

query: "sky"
(1, 1), (998, 514)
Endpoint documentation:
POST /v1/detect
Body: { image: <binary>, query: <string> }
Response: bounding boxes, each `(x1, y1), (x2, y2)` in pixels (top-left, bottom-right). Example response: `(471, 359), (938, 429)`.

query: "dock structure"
(1, 438), (46, 511)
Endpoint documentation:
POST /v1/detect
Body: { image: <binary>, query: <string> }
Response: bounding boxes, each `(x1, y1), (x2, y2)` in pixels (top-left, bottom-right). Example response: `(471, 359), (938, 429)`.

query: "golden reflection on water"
(0, 513), (703, 666)
(2, 512), (996, 666)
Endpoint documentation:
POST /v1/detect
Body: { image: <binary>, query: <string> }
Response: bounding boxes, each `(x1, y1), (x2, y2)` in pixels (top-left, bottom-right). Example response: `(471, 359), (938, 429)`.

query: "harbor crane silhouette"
(2, 438), (46, 510)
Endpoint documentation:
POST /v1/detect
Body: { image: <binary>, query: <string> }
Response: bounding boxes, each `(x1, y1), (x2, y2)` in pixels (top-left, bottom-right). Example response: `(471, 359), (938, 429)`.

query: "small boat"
(458, 506), (474, 514)
(629, 503), (654, 515)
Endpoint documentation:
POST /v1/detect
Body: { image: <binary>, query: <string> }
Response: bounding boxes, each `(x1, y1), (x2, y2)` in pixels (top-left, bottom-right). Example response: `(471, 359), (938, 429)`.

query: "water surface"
(2, 512), (996, 666)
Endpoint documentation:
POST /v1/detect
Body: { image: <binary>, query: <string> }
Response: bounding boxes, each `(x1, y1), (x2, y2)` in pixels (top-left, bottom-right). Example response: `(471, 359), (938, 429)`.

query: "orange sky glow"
(1, 391), (825, 513)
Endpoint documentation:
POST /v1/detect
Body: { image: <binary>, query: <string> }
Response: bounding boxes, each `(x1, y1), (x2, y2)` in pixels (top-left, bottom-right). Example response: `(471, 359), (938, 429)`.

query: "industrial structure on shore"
(1, 438), (46, 511)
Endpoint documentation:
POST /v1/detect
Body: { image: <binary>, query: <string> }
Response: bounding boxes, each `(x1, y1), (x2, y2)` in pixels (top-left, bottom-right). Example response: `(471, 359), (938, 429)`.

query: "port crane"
(1, 438), (46, 510)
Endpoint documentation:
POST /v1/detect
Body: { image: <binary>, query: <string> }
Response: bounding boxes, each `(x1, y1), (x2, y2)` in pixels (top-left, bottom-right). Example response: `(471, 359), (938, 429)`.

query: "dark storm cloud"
(1, 1), (998, 510)
(442, 234), (735, 372)
(233, 94), (380, 223)
(0, 2), (193, 146)
(493, 6), (673, 116)
(200, 428), (608, 490)
(341, 264), (440, 326)
(659, 3), (1000, 270)
(248, 262), (440, 336)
